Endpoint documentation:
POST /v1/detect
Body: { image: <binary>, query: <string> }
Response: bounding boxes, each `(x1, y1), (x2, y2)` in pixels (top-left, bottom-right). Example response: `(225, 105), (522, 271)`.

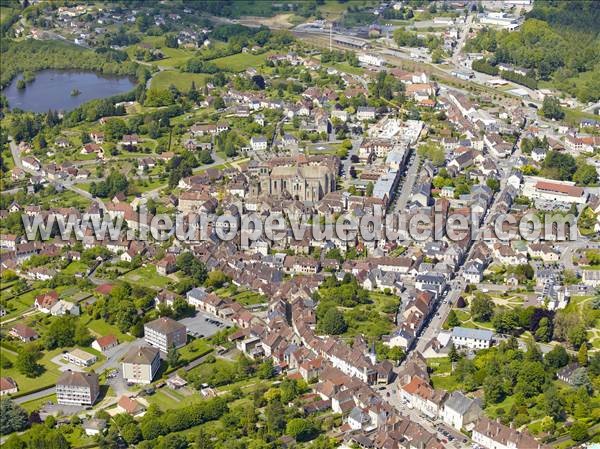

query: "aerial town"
(0, 1), (599, 449)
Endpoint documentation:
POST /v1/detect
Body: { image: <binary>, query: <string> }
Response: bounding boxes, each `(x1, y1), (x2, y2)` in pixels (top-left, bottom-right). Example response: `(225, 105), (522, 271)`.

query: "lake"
(3, 69), (137, 113)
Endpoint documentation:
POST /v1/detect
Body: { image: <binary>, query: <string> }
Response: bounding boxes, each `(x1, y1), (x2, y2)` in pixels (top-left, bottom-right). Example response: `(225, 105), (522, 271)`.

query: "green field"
(0, 348), (64, 396)
(342, 291), (400, 339)
(120, 264), (173, 289)
(176, 338), (213, 365)
(151, 70), (210, 90)
(214, 286), (267, 306)
(81, 314), (136, 342)
(146, 388), (212, 411)
(211, 51), (273, 72)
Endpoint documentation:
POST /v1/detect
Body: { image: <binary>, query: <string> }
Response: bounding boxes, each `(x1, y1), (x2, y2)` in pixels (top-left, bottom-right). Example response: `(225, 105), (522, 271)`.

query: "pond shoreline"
(2, 69), (138, 113)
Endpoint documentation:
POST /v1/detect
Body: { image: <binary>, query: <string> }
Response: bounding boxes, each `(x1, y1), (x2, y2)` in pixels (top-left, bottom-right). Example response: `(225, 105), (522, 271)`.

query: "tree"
(448, 343), (461, 363)
(568, 324), (588, 349)
(176, 253), (207, 284)
(483, 375), (505, 404)
(74, 322), (93, 346)
(572, 368), (593, 394)
(535, 317), (552, 342)
(167, 344), (181, 368)
(265, 400), (285, 435)
(205, 270), (229, 289)
(573, 163), (598, 186)
(195, 428), (214, 449)
(318, 307), (347, 335)
(15, 345), (43, 377)
(365, 181), (374, 197)
(544, 345), (569, 369)
(569, 421), (588, 442)
(486, 178), (500, 192)
(44, 316), (76, 349)
(257, 359), (274, 379)
(471, 294), (494, 322)
(121, 423), (142, 445)
(417, 141), (445, 166)
(541, 150), (576, 181)
(447, 309), (460, 327)
(0, 399), (29, 435)
(578, 344), (588, 366)
(541, 96), (564, 120)
(280, 379), (300, 403)
(286, 418), (317, 442)
(540, 416), (555, 434)
(543, 386), (564, 421)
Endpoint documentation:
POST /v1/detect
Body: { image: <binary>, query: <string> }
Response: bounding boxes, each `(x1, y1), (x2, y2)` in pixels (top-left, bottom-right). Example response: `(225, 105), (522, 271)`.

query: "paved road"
(394, 152), (420, 212)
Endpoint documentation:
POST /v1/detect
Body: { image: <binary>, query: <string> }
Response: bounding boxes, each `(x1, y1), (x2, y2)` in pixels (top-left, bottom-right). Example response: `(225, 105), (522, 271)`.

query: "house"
(89, 131), (104, 144)
(400, 375), (447, 419)
(0, 234), (19, 250)
(63, 348), (97, 367)
(117, 395), (146, 416)
(56, 370), (100, 406)
(0, 377), (18, 396)
(463, 261), (485, 284)
(157, 254), (177, 276)
(122, 346), (161, 384)
(358, 53), (384, 67)
(82, 419), (106, 436)
(22, 156), (41, 171)
(441, 391), (482, 431)
(92, 335), (118, 353)
(34, 291), (59, 313)
(50, 300), (80, 316)
(472, 417), (549, 449)
(557, 363), (579, 385)
(348, 406), (373, 430)
(120, 134), (140, 148)
(531, 147), (547, 162)
(144, 316), (187, 352)
(356, 106), (376, 121)
(8, 323), (39, 342)
(250, 135), (268, 151)
(582, 270), (600, 287)
(451, 327), (493, 350)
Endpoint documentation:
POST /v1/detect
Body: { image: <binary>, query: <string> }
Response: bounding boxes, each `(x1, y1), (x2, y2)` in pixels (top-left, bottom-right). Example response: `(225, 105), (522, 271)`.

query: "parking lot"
(179, 312), (230, 339)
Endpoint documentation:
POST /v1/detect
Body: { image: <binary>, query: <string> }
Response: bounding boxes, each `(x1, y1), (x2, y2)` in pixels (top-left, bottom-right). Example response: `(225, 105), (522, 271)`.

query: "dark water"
(3, 69), (136, 113)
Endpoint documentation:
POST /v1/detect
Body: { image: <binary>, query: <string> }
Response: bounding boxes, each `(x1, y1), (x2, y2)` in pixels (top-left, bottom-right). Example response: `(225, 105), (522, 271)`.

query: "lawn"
(120, 264), (173, 289)
(328, 62), (365, 76)
(428, 357), (462, 391)
(214, 285), (267, 306)
(211, 51), (273, 72)
(0, 347), (64, 397)
(0, 289), (39, 322)
(61, 261), (89, 276)
(146, 388), (206, 411)
(80, 314), (136, 342)
(342, 291), (400, 339)
(20, 394), (56, 412)
(151, 70), (209, 91)
(177, 338), (213, 365)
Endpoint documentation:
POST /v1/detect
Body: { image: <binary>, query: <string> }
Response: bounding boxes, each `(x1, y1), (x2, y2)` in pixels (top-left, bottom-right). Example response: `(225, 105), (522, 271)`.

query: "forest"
(0, 39), (139, 88)
(466, 1), (600, 102)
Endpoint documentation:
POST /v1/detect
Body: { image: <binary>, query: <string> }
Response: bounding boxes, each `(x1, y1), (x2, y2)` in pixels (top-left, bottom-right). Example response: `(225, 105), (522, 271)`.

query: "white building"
(358, 53), (385, 67)
(451, 327), (493, 350)
(522, 176), (588, 205)
(121, 346), (161, 384)
(250, 135), (268, 151)
(441, 391), (482, 431)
